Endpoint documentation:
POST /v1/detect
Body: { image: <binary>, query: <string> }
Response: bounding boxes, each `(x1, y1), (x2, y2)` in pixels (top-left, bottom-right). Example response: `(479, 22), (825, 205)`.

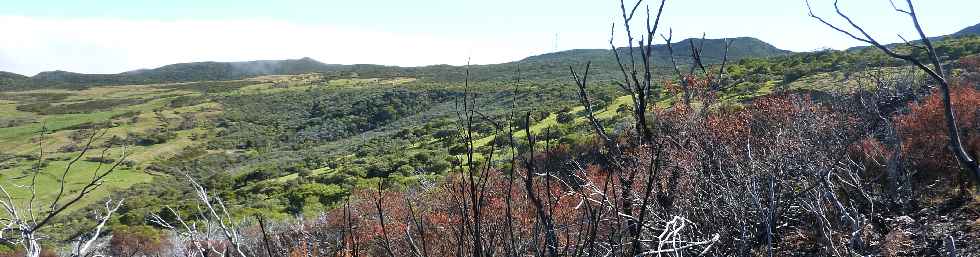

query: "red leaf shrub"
(894, 85), (979, 174)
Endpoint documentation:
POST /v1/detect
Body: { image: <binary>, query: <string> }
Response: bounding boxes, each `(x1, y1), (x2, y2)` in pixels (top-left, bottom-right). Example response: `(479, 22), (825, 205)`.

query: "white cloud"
(0, 16), (545, 75)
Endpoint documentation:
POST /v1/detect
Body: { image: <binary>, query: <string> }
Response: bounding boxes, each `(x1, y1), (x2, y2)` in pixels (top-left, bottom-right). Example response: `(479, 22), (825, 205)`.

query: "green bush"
(127, 129), (177, 146)
(285, 183), (346, 214)
(556, 112), (575, 124)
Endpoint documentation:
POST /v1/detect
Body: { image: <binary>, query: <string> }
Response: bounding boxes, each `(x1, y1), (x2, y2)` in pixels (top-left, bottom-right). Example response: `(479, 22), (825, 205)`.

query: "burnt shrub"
(109, 225), (170, 257)
(894, 85), (979, 175)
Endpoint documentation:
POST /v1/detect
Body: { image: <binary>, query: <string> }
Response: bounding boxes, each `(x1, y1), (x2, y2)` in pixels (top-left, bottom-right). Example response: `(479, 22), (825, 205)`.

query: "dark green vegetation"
(1, 32), (979, 241)
(7, 58), (336, 90)
(954, 22), (980, 36)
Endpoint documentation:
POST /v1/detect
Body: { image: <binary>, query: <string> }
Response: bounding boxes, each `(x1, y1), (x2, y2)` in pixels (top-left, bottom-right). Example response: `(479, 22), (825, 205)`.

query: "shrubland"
(0, 0), (978, 256)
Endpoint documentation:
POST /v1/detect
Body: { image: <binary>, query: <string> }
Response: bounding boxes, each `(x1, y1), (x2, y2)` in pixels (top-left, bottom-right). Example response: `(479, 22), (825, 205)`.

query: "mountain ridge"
(844, 21), (980, 51)
(11, 37), (788, 78)
(0, 36), (789, 90)
(6, 19), (979, 81)
(2, 22), (978, 90)
(954, 22), (980, 36)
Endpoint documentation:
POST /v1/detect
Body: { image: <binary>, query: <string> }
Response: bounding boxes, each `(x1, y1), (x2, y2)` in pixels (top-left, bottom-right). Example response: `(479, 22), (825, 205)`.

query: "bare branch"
(807, 0), (979, 189)
(70, 198), (124, 257)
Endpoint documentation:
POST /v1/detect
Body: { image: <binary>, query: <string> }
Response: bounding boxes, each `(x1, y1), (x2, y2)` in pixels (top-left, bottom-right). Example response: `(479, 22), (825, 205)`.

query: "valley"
(0, 23), (978, 255)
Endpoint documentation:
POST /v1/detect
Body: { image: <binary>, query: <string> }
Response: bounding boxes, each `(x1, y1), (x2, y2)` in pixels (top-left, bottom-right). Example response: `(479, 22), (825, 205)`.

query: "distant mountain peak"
(954, 22), (980, 36)
(520, 36), (790, 64)
(0, 71), (28, 83)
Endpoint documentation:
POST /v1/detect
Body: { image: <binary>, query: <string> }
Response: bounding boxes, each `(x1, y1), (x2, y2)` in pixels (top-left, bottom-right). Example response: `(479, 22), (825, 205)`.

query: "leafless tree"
(806, 0), (980, 190)
(570, 0), (725, 256)
(69, 198), (124, 257)
(661, 31), (735, 110)
(149, 172), (249, 257)
(374, 179), (395, 257)
(0, 128), (127, 257)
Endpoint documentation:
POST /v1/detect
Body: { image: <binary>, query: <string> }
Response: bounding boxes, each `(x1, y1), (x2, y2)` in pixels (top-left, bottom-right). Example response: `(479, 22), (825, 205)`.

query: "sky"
(0, 0), (977, 76)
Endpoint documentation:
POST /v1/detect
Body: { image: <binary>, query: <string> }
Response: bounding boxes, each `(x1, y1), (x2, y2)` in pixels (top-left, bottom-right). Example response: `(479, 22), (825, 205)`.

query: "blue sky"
(1, 0), (977, 75)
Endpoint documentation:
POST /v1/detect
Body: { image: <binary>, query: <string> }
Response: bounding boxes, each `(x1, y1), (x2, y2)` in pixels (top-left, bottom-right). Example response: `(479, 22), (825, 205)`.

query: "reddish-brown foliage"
(0, 249), (57, 257)
(848, 137), (890, 175)
(894, 85), (980, 174)
(959, 54), (980, 82)
(146, 86), (979, 256)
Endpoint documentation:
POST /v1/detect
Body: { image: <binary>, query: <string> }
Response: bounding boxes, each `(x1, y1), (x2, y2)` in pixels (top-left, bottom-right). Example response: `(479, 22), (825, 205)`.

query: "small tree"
(807, 0), (980, 190)
(0, 129), (127, 257)
(555, 112), (575, 124)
